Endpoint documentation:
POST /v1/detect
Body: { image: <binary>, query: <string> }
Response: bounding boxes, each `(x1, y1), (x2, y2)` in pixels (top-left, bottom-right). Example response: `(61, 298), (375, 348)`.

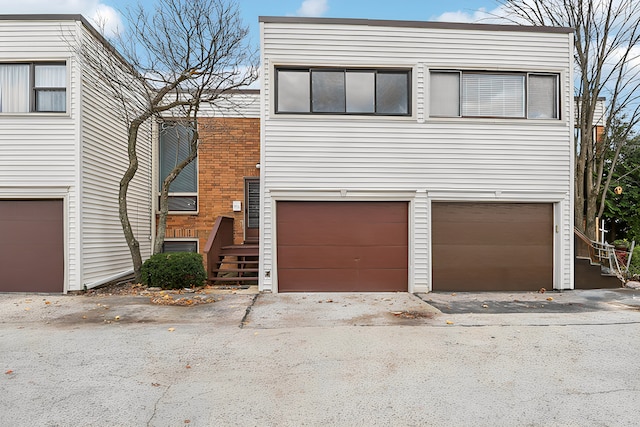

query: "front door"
(244, 178), (260, 243)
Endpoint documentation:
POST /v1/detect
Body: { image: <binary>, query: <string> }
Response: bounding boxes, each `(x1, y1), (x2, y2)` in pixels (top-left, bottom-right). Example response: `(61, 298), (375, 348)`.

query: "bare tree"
(81, 0), (258, 281)
(498, 0), (640, 239)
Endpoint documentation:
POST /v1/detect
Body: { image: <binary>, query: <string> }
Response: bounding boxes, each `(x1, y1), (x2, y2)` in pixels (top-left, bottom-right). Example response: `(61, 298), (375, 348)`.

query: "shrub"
(629, 245), (640, 279)
(141, 252), (206, 290)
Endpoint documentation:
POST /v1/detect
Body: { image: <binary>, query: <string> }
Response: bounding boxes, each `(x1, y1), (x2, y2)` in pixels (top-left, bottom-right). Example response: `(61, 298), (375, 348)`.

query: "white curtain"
(35, 65), (66, 112)
(0, 64), (29, 113)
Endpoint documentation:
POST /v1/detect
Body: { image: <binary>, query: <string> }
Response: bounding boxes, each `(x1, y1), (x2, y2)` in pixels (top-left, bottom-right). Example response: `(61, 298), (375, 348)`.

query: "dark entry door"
(244, 178), (260, 243)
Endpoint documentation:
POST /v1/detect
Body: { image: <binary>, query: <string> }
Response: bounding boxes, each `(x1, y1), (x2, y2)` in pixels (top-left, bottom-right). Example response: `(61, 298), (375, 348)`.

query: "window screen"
(277, 70), (310, 113)
(346, 71), (375, 113)
(376, 72), (409, 115)
(34, 64), (66, 112)
(528, 74), (558, 119)
(430, 72), (460, 117)
(312, 70), (345, 113)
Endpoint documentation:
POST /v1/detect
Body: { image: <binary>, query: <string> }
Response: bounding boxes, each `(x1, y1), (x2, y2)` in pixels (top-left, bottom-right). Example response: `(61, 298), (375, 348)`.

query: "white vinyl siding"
(79, 24), (153, 286)
(0, 17), (153, 291)
(261, 19), (574, 292)
(0, 19), (79, 290)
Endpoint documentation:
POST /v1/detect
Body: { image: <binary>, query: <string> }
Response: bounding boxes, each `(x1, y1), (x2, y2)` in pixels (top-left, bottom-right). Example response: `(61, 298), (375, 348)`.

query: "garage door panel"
(278, 268), (406, 292)
(278, 222), (408, 247)
(433, 268), (547, 291)
(278, 245), (408, 269)
(277, 201), (408, 292)
(278, 201), (407, 224)
(433, 203), (550, 222)
(0, 200), (64, 292)
(432, 202), (552, 292)
(434, 223), (553, 246)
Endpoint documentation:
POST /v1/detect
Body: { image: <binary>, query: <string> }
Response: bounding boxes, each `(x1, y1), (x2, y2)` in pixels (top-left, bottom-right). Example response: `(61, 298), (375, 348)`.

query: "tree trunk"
(119, 119), (144, 282)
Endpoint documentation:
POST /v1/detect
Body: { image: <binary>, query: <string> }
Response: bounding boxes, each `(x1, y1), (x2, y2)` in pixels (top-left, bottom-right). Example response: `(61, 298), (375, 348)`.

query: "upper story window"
(430, 71), (559, 119)
(159, 122), (198, 212)
(276, 67), (411, 116)
(0, 62), (66, 113)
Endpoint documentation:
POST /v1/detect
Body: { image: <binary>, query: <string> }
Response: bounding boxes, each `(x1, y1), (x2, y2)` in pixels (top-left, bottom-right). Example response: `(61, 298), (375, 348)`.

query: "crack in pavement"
(147, 384), (171, 427)
(240, 293), (259, 328)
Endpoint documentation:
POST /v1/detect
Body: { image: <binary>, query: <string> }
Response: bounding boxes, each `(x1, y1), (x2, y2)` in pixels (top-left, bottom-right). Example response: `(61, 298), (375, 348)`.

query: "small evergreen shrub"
(141, 252), (206, 290)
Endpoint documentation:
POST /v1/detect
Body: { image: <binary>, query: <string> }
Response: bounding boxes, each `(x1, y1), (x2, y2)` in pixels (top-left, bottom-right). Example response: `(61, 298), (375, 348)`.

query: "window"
(0, 62), (66, 113)
(276, 67), (411, 115)
(162, 240), (198, 253)
(159, 122), (198, 212)
(430, 71), (559, 119)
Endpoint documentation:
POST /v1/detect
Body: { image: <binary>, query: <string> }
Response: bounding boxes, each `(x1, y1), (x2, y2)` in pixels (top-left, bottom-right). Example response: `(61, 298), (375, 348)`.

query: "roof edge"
(0, 14), (108, 47)
(0, 14), (88, 23)
(258, 16), (573, 34)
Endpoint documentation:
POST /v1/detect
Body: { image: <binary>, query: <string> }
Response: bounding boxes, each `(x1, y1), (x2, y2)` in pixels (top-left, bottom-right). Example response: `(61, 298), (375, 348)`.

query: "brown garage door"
(0, 200), (64, 292)
(277, 201), (408, 292)
(432, 202), (553, 292)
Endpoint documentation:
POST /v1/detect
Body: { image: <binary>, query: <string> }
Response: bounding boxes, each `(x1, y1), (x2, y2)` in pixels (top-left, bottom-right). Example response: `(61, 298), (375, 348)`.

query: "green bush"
(629, 245), (640, 279)
(141, 252), (206, 289)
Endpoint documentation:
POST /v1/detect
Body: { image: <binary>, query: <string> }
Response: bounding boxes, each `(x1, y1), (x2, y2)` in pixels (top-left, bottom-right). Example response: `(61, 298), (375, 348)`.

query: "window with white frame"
(159, 122), (198, 212)
(430, 71), (559, 119)
(276, 67), (411, 115)
(0, 62), (66, 113)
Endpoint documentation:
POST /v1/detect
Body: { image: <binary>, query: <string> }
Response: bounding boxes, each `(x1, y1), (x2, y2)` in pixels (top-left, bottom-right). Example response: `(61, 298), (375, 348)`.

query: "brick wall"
(161, 117), (260, 266)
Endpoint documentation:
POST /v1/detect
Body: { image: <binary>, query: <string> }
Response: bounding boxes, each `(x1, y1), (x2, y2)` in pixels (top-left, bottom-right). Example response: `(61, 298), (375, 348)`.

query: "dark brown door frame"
(244, 177), (260, 243)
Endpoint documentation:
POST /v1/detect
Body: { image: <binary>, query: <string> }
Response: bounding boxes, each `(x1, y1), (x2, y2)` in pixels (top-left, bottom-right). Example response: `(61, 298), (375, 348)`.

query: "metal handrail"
(574, 227), (633, 280)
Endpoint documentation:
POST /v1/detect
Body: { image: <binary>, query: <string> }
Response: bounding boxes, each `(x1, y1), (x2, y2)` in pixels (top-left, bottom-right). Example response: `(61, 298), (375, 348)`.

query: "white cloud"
(91, 4), (123, 37)
(296, 0), (328, 17)
(0, 0), (123, 37)
(435, 6), (509, 24)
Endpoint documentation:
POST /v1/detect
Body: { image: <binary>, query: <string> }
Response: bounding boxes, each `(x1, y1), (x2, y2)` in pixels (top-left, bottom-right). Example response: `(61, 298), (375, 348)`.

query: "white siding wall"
(261, 19), (574, 292)
(0, 19), (81, 291)
(205, 91), (260, 118)
(79, 24), (153, 287)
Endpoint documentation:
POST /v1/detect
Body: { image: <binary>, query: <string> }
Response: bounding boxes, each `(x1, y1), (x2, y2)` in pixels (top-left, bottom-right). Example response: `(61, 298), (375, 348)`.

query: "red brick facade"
(161, 117), (260, 266)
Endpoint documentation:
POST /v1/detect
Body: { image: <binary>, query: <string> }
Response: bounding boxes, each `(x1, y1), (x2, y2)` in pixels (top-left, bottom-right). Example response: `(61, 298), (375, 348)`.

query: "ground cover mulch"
(82, 281), (226, 306)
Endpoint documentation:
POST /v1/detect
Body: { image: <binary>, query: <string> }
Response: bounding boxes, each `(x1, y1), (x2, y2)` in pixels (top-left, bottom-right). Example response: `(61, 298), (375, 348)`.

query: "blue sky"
(0, 0), (503, 43)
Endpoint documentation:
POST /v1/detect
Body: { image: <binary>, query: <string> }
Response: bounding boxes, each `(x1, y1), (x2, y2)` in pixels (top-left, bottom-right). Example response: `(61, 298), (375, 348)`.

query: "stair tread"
(209, 277), (258, 282)
(211, 268), (259, 273)
(220, 254), (258, 262)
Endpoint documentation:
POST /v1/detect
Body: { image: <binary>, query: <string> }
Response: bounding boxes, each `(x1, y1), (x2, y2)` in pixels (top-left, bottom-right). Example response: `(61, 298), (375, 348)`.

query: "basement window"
(162, 240), (198, 253)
